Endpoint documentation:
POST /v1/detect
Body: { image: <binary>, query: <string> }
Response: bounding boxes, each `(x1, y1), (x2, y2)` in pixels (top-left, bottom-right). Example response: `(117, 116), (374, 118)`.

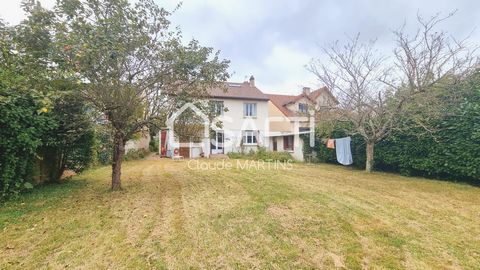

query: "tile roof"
(209, 82), (270, 101)
(309, 87), (339, 104)
(268, 94), (298, 117)
(268, 87), (338, 117)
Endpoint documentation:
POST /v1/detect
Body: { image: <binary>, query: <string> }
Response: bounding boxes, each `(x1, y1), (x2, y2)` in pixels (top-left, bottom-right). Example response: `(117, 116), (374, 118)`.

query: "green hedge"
(227, 147), (293, 162)
(302, 122), (366, 169)
(0, 90), (56, 199)
(123, 148), (150, 161)
(305, 78), (480, 182)
(375, 88), (480, 181)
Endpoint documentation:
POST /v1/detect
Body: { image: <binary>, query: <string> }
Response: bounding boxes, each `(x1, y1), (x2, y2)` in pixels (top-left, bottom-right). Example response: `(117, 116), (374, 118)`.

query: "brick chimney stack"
(303, 87), (311, 95)
(249, 75), (255, 87)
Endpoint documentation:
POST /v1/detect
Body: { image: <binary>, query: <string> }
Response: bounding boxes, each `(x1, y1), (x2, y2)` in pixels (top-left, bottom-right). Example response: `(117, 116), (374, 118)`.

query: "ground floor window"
(243, 130), (257, 144)
(283, 135), (294, 151)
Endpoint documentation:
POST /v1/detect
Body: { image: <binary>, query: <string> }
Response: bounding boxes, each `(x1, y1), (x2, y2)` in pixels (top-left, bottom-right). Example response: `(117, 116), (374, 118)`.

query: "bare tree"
(309, 12), (478, 172)
(309, 35), (392, 172)
(389, 11), (478, 130)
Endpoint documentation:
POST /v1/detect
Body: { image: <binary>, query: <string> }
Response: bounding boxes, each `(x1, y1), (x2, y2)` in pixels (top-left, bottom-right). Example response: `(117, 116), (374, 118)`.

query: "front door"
(211, 131), (224, 154)
(272, 137), (277, 151)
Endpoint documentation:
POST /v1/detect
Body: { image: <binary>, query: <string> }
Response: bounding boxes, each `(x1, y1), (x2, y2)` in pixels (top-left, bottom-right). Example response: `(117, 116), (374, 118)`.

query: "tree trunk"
(365, 141), (374, 173)
(112, 132), (126, 190)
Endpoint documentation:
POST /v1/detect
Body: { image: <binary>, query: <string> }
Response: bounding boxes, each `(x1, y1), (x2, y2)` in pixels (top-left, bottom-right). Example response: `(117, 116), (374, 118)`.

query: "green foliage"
(0, 88), (56, 200)
(149, 137), (159, 153)
(0, 2), (96, 199)
(40, 91), (96, 179)
(227, 147), (294, 162)
(92, 125), (114, 165)
(303, 122), (365, 168)
(375, 83), (480, 181)
(123, 149), (149, 161)
(54, 0), (230, 189)
(306, 74), (480, 182)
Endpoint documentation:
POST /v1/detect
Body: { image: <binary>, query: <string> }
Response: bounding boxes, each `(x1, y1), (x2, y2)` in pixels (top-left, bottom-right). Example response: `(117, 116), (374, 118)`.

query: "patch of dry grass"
(1, 159), (479, 269)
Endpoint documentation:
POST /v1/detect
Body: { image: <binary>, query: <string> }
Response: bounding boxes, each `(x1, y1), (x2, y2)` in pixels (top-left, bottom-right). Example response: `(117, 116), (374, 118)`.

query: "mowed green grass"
(1, 158), (480, 269)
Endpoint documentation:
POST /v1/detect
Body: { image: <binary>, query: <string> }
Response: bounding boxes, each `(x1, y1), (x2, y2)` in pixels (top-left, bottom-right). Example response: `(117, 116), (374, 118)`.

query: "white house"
(160, 77), (338, 160)
(208, 76), (270, 155)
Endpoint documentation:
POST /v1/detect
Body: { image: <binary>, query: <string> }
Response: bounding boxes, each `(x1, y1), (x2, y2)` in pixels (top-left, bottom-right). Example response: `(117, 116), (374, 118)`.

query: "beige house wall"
(268, 101), (294, 133)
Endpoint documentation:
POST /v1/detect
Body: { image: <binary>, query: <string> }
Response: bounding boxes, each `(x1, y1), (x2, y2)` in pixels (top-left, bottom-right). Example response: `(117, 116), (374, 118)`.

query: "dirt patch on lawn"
(267, 205), (296, 229)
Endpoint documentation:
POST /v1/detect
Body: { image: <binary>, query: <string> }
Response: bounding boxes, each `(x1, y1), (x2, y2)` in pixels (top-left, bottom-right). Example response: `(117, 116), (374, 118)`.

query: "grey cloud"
(165, 0), (480, 94)
(1, 0), (479, 94)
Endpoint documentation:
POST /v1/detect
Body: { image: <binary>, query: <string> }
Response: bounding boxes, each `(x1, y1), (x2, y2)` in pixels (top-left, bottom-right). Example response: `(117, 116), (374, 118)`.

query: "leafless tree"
(308, 34), (392, 172)
(309, 12), (478, 172)
(388, 11), (479, 131)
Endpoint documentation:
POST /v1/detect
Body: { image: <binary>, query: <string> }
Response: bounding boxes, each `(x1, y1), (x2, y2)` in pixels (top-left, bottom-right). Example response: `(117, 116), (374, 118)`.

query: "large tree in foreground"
(55, 0), (229, 189)
(309, 13), (477, 172)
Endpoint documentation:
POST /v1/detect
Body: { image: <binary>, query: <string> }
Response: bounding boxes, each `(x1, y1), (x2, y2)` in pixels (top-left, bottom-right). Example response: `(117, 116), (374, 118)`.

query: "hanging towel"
(335, 137), (353, 165)
(326, 139), (335, 149)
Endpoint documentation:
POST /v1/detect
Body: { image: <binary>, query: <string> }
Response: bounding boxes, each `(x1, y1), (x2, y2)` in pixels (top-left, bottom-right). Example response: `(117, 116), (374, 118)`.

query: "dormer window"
(299, 103), (308, 113)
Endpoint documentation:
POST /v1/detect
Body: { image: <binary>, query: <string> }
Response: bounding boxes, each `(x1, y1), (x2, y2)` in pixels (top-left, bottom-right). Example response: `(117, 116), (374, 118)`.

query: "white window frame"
(244, 103), (257, 117)
(243, 130), (257, 145)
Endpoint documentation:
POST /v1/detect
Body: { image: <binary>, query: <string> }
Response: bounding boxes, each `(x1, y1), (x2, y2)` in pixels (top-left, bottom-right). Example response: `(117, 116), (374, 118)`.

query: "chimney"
(249, 75), (255, 87)
(302, 87), (311, 95)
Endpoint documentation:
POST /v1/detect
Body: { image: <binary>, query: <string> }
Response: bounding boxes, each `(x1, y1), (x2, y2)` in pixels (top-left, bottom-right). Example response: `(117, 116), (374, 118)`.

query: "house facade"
(209, 76), (270, 155)
(161, 76), (337, 160)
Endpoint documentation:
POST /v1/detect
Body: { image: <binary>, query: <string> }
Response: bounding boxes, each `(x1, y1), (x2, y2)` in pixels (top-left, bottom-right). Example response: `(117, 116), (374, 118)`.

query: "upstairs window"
(299, 103), (308, 114)
(243, 130), (258, 144)
(211, 101), (224, 116)
(244, 103), (257, 117)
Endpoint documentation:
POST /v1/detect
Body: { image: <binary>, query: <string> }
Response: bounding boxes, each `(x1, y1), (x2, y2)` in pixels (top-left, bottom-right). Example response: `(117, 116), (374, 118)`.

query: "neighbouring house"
(267, 86), (338, 160)
(159, 76), (338, 160)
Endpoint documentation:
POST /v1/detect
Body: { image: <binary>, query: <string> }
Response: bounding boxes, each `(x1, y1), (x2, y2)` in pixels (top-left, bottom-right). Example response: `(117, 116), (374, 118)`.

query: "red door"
(160, 130), (167, 157)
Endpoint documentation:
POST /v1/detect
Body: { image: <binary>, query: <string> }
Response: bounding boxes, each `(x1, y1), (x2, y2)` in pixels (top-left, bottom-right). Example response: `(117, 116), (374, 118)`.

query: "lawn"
(1, 158), (479, 269)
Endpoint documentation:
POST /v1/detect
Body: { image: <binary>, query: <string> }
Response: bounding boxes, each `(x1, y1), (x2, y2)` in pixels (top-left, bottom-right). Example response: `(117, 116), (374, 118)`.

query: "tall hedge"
(0, 89), (56, 198)
(375, 85), (480, 181)
(306, 76), (480, 183)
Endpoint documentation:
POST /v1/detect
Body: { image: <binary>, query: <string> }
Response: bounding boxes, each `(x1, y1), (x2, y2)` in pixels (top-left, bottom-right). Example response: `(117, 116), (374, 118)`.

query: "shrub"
(92, 125), (114, 165)
(227, 147), (294, 162)
(123, 149), (150, 161)
(149, 136), (159, 153)
(305, 75), (480, 182)
(0, 89), (56, 199)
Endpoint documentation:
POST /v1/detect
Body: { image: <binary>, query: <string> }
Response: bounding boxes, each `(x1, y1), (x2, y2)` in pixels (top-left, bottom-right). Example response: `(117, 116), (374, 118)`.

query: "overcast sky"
(1, 0), (479, 94)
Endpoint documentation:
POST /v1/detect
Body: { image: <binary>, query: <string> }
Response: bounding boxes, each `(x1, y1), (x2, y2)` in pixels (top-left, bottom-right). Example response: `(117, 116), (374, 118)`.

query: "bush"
(0, 89), (56, 199)
(92, 125), (114, 165)
(124, 149), (150, 161)
(375, 89), (480, 181)
(227, 147), (293, 162)
(149, 136), (159, 153)
(305, 75), (480, 182)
